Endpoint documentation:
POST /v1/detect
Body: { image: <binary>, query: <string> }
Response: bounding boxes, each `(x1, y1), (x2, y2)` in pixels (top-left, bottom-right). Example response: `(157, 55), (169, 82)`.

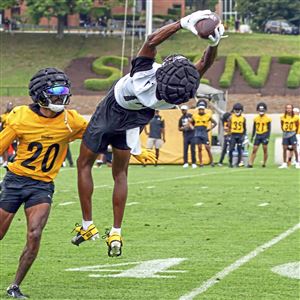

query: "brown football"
(195, 13), (221, 39)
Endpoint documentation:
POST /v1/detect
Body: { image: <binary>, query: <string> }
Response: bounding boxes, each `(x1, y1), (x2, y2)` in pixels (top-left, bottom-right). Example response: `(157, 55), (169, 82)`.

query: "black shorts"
(254, 133), (269, 145)
(282, 134), (297, 146)
(83, 84), (154, 153)
(0, 171), (54, 213)
(230, 133), (244, 148)
(193, 135), (209, 145)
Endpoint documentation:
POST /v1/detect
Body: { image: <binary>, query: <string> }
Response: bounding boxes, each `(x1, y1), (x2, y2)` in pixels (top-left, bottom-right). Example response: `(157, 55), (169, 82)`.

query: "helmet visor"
(45, 86), (71, 105)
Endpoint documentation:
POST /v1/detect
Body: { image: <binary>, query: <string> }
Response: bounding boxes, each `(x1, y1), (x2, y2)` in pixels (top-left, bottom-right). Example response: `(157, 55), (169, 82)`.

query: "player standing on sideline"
(218, 112), (231, 166)
(293, 107), (300, 158)
(145, 110), (165, 165)
(72, 10), (225, 257)
(0, 68), (92, 299)
(178, 105), (196, 168)
(248, 102), (271, 168)
(191, 100), (217, 167)
(228, 103), (246, 167)
(278, 104), (300, 169)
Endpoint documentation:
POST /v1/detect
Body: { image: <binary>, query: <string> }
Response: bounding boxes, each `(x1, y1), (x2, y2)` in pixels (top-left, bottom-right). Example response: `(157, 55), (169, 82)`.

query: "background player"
(218, 112), (231, 166)
(178, 105), (196, 168)
(73, 9), (225, 257)
(248, 102), (271, 168)
(278, 104), (300, 168)
(145, 110), (165, 165)
(228, 103), (246, 167)
(0, 68), (93, 299)
(191, 100), (217, 167)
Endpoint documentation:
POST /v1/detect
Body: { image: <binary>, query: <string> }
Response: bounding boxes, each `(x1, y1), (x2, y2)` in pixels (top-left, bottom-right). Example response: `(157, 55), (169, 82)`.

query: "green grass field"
(0, 137), (299, 299)
(1, 31), (300, 95)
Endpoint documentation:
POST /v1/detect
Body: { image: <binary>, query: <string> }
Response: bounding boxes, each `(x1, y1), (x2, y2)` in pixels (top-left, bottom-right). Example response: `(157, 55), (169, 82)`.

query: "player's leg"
(292, 144), (299, 162)
(248, 145), (259, 167)
(13, 203), (50, 286)
(183, 136), (189, 166)
(236, 136), (243, 166)
(205, 144), (214, 166)
(262, 144), (268, 167)
(198, 144), (203, 166)
(77, 142), (99, 221)
(190, 137), (197, 167)
(0, 209), (15, 240)
(107, 147), (131, 257)
(228, 136), (236, 167)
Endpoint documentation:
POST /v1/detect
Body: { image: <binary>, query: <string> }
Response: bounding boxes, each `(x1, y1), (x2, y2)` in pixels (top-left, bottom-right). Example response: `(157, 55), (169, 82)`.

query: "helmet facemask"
(40, 85), (71, 113)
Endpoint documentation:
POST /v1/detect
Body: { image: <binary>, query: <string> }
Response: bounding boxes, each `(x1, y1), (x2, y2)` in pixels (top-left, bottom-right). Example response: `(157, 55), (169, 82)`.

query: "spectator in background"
(1, 102), (14, 167)
(192, 100), (217, 167)
(278, 104), (299, 169)
(294, 107), (300, 158)
(235, 18), (240, 32)
(248, 102), (272, 168)
(4, 18), (11, 32)
(178, 105), (196, 168)
(218, 112), (231, 166)
(145, 110), (165, 165)
(228, 103), (246, 168)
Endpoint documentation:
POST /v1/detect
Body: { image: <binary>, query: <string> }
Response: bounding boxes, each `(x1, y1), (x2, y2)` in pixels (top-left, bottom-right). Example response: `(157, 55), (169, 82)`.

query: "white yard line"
(94, 168), (250, 189)
(179, 222), (300, 300)
(258, 202), (269, 207)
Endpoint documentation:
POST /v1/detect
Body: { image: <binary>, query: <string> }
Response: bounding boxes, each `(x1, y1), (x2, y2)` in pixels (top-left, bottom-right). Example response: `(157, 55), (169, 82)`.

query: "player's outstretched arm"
(0, 126), (17, 155)
(137, 10), (213, 59)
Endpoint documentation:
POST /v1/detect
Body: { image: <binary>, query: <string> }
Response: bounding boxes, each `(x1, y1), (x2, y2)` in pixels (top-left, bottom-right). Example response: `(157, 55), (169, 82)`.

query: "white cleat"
(192, 164), (197, 169)
(183, 163), (189, 168)
(295, 162), (300, 169)
(278, 163), (288, 169)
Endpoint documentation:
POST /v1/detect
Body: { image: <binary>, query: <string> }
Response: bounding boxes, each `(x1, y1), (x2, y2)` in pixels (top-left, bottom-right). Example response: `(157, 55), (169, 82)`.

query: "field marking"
(59, 201), (75, 206)
(126, 202), (140, 206)
(271, 262), (300, 279)
(258, 202), (269, 207)
(94, 168), (251, 189)
(194, 202), (204, 207)
(179, 222), (300, 300)
(146, 186), (156, 189)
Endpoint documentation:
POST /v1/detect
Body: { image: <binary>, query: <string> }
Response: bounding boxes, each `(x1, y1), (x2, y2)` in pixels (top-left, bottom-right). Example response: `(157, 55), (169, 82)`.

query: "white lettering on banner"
(65, 258), (187, 278)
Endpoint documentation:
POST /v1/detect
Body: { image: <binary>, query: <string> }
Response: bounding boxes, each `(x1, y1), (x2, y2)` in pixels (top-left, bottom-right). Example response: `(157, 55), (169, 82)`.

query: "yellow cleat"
(71, 223), (99, 246)
(104, 232), (123, 257)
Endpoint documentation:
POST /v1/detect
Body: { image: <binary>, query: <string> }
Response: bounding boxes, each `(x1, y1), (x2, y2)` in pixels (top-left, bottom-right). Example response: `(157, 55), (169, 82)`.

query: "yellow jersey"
(192, 113), (211, 128)
(224, 120), (230, 136)
(230, 114), (245, 134)
(280, 114), (299, 132)
(0, 112), (9, 129)
(254, 114), (272, 134)
(0, 105), (87, 182)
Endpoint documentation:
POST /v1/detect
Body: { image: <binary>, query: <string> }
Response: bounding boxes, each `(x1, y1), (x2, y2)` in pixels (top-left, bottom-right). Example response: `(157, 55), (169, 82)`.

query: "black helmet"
(232, 103), (243, 112)
(222, 112), (231, 122)
(156, 55), (200, 105)
(29, 68), (71, 112)
(196, 99), (207, 109)
(256, 102), (267, 112)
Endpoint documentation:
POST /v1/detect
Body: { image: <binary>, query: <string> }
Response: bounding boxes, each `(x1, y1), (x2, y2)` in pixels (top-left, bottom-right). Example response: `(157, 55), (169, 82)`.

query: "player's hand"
(208, 24), (227, 47)
(180, 10), (212, 35)
(133, 149), (157, 164)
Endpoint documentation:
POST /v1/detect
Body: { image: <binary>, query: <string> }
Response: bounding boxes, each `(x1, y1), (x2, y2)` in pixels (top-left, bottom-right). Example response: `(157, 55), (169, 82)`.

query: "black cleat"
(7, 285), (28, 299)
(247, 165), (253, 168)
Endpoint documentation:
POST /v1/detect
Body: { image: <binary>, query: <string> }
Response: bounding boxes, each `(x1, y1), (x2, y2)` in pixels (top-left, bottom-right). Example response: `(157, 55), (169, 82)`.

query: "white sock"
(110, 226), (121, 235)
(82, 220), (93, 230)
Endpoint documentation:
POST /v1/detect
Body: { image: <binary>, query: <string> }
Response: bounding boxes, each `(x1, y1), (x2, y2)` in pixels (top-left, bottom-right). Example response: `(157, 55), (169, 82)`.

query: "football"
(195, 13), (221, 39)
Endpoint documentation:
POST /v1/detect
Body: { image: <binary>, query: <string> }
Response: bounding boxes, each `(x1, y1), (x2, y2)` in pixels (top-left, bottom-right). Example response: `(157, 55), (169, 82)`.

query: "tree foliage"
(25, 0), (93, 37)
(236, 0), (300, 29)
(0, 0), (19, 10)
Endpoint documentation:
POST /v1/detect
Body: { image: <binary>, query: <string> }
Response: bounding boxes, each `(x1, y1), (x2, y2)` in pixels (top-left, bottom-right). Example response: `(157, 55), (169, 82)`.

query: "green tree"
(185, 0), (218, 11)
(25, 0), (93, 38)
(0, 0), (19, 10)
(236, 0), (300, 30)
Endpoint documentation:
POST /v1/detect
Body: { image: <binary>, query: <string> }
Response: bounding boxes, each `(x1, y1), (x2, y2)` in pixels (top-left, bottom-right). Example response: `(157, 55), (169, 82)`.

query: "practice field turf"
(0, 139), (299, 299)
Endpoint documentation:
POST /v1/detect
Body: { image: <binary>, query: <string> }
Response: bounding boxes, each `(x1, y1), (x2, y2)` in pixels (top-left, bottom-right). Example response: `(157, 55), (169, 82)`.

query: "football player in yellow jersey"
(278, 104), (300, 168)
(191, 100), (217, 167)
(0, 68), (97, 299)
(293, 107), (300, 159)
(248, 102), (272, 168)
(0, 102), (14, 167)
(228, 103), (246, 167)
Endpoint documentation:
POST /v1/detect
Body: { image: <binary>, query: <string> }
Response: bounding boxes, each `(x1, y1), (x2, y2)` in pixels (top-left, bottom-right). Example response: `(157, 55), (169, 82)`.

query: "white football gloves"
(180, 10), (212, 35)
(208, 23), (227, 47)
